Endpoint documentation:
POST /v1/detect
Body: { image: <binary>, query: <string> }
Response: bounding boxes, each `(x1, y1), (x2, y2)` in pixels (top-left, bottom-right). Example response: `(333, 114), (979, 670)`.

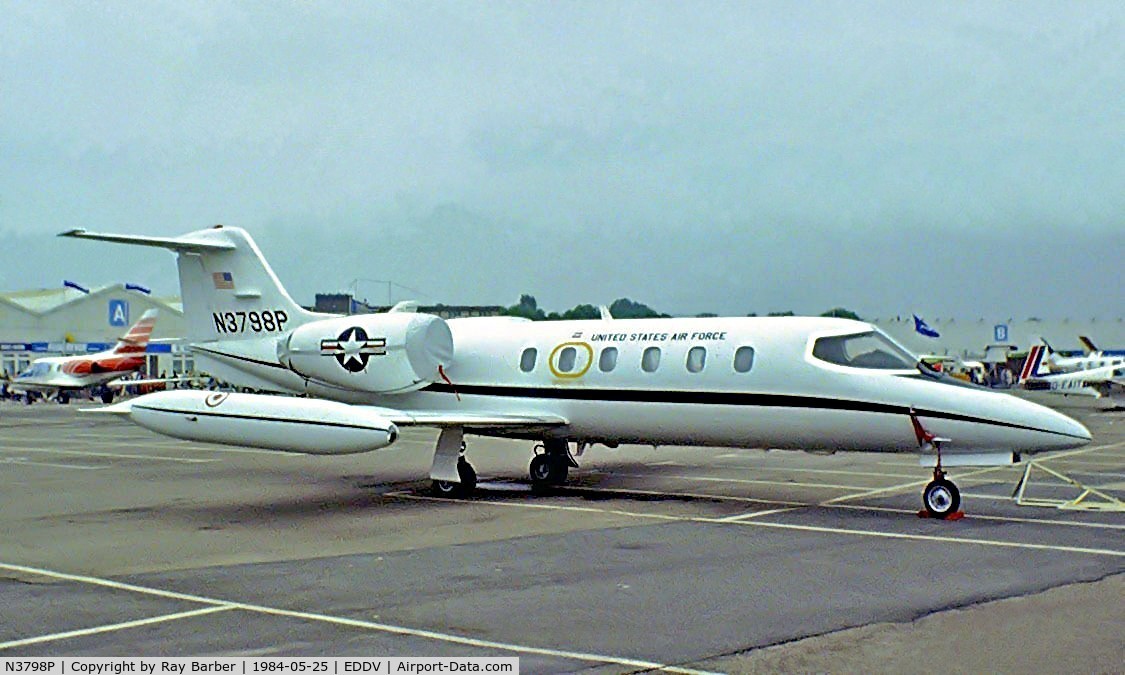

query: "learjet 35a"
(61, 225), (1091, 518)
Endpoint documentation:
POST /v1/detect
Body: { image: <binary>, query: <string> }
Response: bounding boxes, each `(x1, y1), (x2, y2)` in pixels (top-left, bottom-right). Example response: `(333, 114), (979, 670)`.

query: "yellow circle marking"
(548, 341), (594, 379)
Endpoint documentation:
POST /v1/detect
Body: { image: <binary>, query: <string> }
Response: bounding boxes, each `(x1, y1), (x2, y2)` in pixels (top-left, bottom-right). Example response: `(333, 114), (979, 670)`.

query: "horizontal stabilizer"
(59, 228), (236, 252)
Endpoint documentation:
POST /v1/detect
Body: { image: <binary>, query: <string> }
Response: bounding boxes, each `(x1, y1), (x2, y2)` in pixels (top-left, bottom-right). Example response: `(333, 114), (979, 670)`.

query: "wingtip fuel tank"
(117, 390), (398, 455)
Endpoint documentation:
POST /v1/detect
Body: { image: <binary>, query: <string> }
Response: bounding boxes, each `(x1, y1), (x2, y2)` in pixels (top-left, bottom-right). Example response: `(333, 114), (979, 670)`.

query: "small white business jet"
(1020, 343), (1124, 408)
(9, 309), (160, 404)
(61, 226), (1091, 518)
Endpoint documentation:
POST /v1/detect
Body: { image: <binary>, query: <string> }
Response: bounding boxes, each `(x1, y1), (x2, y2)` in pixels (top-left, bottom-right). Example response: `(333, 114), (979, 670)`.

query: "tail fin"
(1078, 336), (1099, 356)
(60, 226), (325, 342)
(1018, 344), (1048, 383)
(1039, 337), (1061, 366)
(112, 309), (158, 354)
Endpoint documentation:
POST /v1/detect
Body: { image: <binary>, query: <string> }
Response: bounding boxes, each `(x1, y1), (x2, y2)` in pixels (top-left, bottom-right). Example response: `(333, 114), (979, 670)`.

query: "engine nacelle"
(278, 313), (453, 394)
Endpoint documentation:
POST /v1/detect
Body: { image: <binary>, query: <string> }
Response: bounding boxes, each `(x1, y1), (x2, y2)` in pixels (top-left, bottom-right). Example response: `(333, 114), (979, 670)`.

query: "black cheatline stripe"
(181, 349), (1085, 440)
(419, 384), (1087, 440)
(192, 346), (289, 370)
(133, 405), (391, 433)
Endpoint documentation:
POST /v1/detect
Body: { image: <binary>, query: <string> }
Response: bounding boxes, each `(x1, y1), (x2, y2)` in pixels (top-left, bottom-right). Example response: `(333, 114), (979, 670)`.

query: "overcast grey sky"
(2, 2), (1122, 319)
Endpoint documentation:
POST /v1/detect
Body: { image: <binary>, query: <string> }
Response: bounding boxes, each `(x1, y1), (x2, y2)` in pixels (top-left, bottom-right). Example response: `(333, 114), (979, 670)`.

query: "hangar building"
(0, 284), (189, 379)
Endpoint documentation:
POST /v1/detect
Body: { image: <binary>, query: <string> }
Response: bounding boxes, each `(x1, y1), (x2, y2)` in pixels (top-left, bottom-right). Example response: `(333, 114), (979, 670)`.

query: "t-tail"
(112, 309), (159, 354)
(1078, 336), (1099, 356)
(60, 226), (327, 342)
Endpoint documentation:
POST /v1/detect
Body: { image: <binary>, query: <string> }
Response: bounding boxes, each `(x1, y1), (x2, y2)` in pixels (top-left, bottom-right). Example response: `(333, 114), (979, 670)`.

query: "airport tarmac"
(1, 394), (1122, 672)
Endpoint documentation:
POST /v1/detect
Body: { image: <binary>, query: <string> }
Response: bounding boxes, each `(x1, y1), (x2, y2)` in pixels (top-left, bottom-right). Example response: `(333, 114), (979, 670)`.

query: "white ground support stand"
(1012, 458), (1125, 512)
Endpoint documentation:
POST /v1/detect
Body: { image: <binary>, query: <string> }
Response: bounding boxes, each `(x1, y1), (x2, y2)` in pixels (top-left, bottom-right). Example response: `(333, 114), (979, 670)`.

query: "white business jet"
(61, 225), (1091, 518)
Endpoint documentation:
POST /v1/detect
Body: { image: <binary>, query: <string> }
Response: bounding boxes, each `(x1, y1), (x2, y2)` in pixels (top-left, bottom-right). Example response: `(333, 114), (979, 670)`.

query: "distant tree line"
(503, 295), (861, 321)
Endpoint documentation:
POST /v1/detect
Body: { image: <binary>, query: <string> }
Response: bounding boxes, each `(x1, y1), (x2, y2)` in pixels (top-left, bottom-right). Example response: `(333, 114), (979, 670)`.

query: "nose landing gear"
(911, 409), (964, 520)
(923, 468), (961, 519)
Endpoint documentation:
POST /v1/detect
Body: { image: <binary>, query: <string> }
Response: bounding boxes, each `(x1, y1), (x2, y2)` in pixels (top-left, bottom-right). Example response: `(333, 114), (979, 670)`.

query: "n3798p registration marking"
(213, 310), (289, 334)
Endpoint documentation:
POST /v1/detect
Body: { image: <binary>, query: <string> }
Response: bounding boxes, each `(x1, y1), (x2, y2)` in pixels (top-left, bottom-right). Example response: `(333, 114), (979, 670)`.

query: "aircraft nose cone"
(1036, 405), (1091, 450)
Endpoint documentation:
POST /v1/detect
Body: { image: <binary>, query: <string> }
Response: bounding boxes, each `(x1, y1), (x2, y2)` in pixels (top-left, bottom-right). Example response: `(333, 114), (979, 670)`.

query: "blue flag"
(913, 314), (940, 338)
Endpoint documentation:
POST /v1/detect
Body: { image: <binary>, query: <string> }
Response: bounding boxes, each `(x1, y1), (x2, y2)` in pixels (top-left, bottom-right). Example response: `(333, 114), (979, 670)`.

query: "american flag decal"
(212, 272), (234, 289)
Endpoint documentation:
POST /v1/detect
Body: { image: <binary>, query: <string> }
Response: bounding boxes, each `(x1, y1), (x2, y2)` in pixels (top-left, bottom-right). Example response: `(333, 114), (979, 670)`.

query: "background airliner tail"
(1018, 344), (1048, 383)
(112, 309), (159, 354)
(61, 226), (324, 342)
(1078, 336), (1099, 356)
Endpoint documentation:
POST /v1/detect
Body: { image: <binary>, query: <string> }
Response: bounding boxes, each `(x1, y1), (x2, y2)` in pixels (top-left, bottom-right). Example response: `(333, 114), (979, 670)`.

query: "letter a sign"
(109, 299), (129, 327)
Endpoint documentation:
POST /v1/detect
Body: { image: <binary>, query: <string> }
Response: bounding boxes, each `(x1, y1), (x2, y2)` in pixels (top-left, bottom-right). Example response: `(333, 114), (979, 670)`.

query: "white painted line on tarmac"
(0, 457), (104, 470)
(0, 562), (719, 674)
(0, 605), (236, 650)
(820, 467), (1004, 505)
(735, 519), (1125, 558)
(714, 508), (799, 523)
(390, 491), (694, 523)
(561, 484), (808, 507)
(614, 472), (868, 491)
(0, 446), (217, 464)
(394, 492), (1125, 557)
(829, 503), (1125, 530)
(562, 483), (1125, 530)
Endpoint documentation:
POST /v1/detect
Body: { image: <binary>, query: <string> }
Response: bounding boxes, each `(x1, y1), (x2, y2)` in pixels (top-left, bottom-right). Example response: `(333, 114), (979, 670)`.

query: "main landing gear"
(429, 426), (477, 498)
(431, 454), (477, 498)
(529, 438), (579, 490)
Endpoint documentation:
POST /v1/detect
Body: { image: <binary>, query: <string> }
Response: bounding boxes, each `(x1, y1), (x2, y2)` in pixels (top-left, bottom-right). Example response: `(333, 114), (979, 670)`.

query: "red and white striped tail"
(113, 309), (159, 354)
(1018, 344), (1046, 383)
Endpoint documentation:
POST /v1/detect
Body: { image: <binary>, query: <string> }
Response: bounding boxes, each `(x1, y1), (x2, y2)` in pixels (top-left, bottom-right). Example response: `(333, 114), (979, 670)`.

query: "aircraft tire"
(24, 393), (34, 405)
(430, 460), (477, 498)
(530, 454), (568, 487)
(922, 478), (960, 518)
(457, 458), (477, 493)
(57, 392), (69, 405)
(101, 390), (114, 404)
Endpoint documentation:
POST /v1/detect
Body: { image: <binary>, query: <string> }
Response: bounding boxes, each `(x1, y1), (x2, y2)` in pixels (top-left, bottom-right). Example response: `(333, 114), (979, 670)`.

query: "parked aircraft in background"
(1020, 342), (1125, 408)
(1040, 336), (1125, 374)
(62, 226), (1091, 518)
(9, 309), (159, 404)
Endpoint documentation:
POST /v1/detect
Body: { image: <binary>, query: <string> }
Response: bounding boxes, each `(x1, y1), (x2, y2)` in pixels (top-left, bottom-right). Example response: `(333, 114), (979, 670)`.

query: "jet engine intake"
(278, 313), (453, 393)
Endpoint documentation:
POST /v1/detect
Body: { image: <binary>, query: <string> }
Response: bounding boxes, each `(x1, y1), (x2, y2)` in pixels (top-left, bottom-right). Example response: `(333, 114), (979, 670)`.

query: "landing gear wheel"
(57, 392), (69, 405)
(430, 459), (476, 498)
(529, 453), (569, 488)
(922, 478), (960, 518)
(101, 389), (114, 404)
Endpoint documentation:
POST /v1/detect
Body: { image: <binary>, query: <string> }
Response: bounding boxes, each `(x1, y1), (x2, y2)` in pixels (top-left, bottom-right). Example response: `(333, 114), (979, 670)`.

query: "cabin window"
(642, 346), (661, 372)
(733, 346), (755, 373)
(519, 347), (537, 372)
(557, 346), (577, 373)
(686, 346), (707, 373)
(599, 347), (618, 372)
(812, 331), (915, 370)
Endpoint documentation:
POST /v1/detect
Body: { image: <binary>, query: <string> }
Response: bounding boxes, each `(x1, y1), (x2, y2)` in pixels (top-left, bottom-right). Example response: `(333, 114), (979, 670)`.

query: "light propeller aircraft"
(61, 225), (1091, 518)
(1019, 343), (1125, 408)
(1039, 336), (1124, 374)
(10, 309), (160, 404)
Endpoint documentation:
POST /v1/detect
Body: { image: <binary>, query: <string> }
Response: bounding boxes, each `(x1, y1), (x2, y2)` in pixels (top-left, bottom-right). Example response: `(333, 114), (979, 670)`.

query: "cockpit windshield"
(812, 331), (917, 370)
(16, 362), (50, 379)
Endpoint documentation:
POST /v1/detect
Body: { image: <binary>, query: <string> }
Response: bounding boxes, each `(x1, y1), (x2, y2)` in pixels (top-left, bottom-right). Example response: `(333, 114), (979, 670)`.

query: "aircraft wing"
(360, 406), (568, 430)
